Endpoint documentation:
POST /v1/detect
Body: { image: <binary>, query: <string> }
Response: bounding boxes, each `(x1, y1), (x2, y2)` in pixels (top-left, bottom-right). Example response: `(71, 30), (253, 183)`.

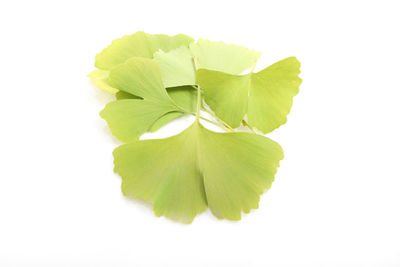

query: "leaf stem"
(195, 86), (201, 121)
(202, 107), (233, 131)
(242, 120), (257, 134)
(193, 56), (201, 122)
(191, 56), (231, 132)
(250, 62), (257, 73)
(199, 116), (231, 131)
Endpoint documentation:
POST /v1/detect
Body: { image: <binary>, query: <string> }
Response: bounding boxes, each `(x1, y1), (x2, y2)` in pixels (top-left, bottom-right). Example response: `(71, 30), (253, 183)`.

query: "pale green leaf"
(87, 70), (118, 94)
(114, 88), (185, 133)
(154, 46), (196, 87)
(100, 100), (177, 142)
(115, 90), (140, 100)
(116, 85), (197, 111)
(197, 57), (302, 133)
(95, 31), (193, 70)
(166, 86), (197, 112)
(148, 112), (184, 132)
(190, 39), (261, 74)
(90, 32), (193, 94)
(114, 121), (283, 223)
(149, 86), (197, 131)
(115, 85), (197, 110)
(100, 57), (183, 142)
(107, 57), (172, 102)
(114, 85), (197, 132)
(154, 39), (261, 87)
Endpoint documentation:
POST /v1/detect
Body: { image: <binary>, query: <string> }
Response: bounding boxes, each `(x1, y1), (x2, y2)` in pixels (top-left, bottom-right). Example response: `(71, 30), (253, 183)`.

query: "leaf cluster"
(89, 31), (302, 223)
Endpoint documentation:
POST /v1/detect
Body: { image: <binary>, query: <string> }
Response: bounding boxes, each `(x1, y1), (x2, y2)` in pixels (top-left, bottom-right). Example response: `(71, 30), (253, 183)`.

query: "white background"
(0, 0), (399, 266)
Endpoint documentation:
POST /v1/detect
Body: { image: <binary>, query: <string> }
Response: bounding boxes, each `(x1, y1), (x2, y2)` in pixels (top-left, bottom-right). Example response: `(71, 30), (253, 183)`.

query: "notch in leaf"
(154, 39), (261, 88)
(89, 31), (194, 94)
(114, 121), (283, 223)
(100, 57), (195, 142)
(95, 31), (194, 70)
(197, 57), (302, 133)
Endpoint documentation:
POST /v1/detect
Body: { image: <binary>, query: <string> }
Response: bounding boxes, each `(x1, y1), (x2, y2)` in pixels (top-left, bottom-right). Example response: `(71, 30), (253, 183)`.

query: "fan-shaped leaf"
(190, 39), (261, 74)
(114, 85), (197, 132)
(154, 47), (196, 87)
(95, 31), (193, 70)
(197, 57), (302, 133)
(92, 33), (301, 224)
(100, 57), (186, 142)
(90, 32), (193, 94)
(154, 39), (261, 87)
(114, 121), (283, 223)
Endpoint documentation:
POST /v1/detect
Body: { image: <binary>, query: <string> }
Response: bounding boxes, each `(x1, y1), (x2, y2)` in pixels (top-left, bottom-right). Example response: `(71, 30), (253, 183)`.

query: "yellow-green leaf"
(95, 31), (193, 70)
(197, 57), (302, 133)
(154, 39), (261, 88)
(100, 57), (183, 142)
(87, 70), (118, 94)
(115, 85), (197, 133)
(114, 121), (283, 223)
(154, 46), (196, 87)
(190, 39), (261, 74)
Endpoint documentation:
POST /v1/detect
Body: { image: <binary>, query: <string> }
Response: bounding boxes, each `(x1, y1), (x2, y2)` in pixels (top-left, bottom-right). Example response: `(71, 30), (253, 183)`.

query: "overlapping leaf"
(89, 31), (194, 94)
(91, 32), (301, 223)
(114, 121), (283, 223)
(154, 39), (261, 87)
(115, 85), (197, 132)
(87, 69), (119, 94)
(95, 31), (193, 70)
(197, 57), (302, 133)
(100, 57), (192, 142)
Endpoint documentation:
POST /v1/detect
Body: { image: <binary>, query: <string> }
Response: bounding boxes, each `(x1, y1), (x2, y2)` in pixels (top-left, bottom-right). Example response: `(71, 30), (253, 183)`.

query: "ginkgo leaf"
(147, 86), (197, 131)
(88, 69), (118, 94)
(148, 112), (184, 132)
(92, 32), (301, 224)
(197, 57), (302, 133)
(190, 39), (261, 74)
(115, 90), (140, 100)
(154, 46), (196, 87)
(101, 100), (178, 142)
(114, 121), (283, 223)
(100, 57), (186, 142)
(90, 32), (193, 94)
(154, 39), (261, 87)
(95, 31), (194, 70)
(114, 85), (197, 132)
(116, 85), (197, 111)
(166, 86), (197, 112)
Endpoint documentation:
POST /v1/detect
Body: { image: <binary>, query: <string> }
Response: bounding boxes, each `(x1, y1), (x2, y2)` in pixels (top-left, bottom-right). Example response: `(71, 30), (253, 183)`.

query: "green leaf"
(148, 112), (184, 132)
(154, 46), (196, 87)
(191, 39), (261, 74)
(95, 31), (194, 70)
(154, 39), (261, 87)
(100, 57), (183, 142)
(116, 85), (197, 111)
(166, 86), (197, 112)
(115, 85), (197, 132)
(115, 90), (140, 100)
(92, 33), (301, 224)
(107, 57), (172, 102)
(87, 70), (118, 94)
(197, 57), (302, 133)
(90, 32), (193, 94)
(114, 121), (283, 223)
(100, 100), (178, 142)
(147, 85), (198, 132)
(147, 86), (197, 131)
